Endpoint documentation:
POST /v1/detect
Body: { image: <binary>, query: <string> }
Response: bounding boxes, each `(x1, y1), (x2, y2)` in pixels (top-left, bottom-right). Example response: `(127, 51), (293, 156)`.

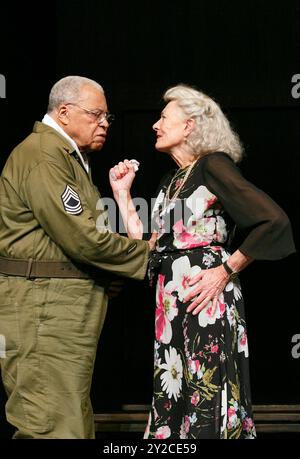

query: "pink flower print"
(163, 400), (172, 411)
(175, 179), (183, 189)
(188, 358), (203, 380)
(211, 344), (219, 354)
(170, 256), (201, 302)
(242, 417), (254, 432)
(155, 275), (178, 344)
(179, 416), (190, 439)
(228, 407), (236, 418)
(198, 293), (225, 328)
(155, 426), (171, 439)
(173, 219), (185, 234)
(191, 391), (200, 406)
(240, 332), (247, 346)
(185, 415), (190, 433)
(181, 274), (190, 290)
(218, 295), (226, 317)
(173, 219), (205, 249)
(238, 324), (249, 357)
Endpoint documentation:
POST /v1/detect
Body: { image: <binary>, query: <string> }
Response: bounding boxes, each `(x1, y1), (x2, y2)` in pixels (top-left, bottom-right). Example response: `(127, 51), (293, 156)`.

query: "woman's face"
(153, 101), (188, 153)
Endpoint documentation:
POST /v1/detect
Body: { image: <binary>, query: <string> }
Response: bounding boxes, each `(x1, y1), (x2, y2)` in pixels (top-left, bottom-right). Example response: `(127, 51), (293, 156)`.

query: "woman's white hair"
(47, 76), (104, 113)
(163, 84), (244, 163)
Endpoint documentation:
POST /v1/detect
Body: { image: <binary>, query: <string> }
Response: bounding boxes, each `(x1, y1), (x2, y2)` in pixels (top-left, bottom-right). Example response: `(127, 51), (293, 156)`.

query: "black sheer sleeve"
(201, 152), (296, 260)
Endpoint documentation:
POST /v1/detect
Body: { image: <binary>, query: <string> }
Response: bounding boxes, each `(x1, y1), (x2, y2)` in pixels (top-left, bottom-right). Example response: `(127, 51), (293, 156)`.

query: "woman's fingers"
(183, 284), (201, 303)
(188, 270), (204, 287)
(124, 159), (135, 170)
(111, 160), (135, 179)
(186, 294), (219, 316)
(186, 295), (213, 315)
(183, 273), (204, 303)
(211, 296), (219, 316)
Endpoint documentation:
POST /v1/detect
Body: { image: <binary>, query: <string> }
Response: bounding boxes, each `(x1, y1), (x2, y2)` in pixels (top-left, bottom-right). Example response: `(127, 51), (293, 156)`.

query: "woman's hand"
(148, 232), (158, 251)
(109, 159), (136, 194)
(183, 265), (229, 316)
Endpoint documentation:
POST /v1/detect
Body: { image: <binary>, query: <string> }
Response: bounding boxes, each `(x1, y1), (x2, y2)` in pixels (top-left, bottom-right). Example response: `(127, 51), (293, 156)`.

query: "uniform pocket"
(15, 359), (52, 433)
(0, 276), (20, 354)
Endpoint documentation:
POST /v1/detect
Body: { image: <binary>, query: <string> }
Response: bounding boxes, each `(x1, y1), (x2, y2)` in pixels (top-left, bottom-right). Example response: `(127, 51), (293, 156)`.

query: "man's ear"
(57, 105), (69, 126)
(184, 118), (195, 136)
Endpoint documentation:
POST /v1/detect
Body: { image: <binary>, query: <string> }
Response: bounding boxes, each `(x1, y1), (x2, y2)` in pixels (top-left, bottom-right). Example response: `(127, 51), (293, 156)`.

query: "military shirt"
(0, 122), (149, 280)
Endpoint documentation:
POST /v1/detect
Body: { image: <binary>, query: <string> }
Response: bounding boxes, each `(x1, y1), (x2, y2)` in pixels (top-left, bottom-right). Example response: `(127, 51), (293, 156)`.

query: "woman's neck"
(169, 148), (196, 168)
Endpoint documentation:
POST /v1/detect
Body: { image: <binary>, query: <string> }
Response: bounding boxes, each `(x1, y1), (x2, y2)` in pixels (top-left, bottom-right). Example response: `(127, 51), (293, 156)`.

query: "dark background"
(0, 0), (299, 438)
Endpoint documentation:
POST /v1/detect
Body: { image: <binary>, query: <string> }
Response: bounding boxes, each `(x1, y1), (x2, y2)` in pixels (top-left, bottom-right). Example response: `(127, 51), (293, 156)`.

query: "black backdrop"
(0, 0), (299, 437)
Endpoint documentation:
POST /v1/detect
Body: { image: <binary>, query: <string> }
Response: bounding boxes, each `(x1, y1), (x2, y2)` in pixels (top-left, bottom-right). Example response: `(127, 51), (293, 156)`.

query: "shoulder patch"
(61, 185), (83, 215)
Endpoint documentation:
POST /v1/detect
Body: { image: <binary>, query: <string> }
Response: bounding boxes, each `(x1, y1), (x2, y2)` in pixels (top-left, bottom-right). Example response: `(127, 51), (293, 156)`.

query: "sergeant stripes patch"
(61, 185), (83, 215)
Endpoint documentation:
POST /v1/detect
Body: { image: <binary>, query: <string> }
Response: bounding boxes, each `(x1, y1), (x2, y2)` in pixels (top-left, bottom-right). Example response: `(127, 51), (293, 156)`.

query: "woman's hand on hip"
(183, 265), (229, 316)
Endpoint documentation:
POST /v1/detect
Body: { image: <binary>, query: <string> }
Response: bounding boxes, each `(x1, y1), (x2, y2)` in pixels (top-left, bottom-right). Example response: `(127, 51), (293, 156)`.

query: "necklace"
(162, 159), (197, 210)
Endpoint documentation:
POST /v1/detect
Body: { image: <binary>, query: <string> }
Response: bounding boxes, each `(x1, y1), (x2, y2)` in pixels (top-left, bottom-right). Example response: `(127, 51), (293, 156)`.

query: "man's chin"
(87, 141), (105, 152)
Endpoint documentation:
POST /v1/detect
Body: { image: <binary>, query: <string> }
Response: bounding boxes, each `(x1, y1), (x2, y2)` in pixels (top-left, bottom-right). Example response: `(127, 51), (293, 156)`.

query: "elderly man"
(0, 76), (150, 438)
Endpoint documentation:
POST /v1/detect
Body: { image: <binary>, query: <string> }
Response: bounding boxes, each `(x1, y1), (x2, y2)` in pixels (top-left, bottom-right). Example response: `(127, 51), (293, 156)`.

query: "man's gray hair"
(47, 76), (104, 113)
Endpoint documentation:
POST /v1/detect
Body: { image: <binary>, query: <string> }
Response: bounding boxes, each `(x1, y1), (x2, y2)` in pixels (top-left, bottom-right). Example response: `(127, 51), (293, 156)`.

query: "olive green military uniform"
(0, 122), (149, 438)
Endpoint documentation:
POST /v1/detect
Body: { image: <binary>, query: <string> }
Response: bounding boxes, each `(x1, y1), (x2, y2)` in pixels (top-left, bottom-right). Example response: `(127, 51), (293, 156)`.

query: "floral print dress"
(144, 152), (295, 439)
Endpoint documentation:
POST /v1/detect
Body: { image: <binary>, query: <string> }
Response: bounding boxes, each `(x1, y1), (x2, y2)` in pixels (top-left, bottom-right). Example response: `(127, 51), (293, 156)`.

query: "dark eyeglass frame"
(66, 102), (115, 125)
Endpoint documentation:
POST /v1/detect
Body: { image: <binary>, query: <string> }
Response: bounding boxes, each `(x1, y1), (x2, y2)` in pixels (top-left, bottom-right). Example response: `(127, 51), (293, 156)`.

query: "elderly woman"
(109, 85), (295, 439)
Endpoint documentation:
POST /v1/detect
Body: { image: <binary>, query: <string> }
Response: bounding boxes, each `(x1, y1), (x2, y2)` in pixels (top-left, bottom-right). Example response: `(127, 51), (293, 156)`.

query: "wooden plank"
(254, 413), (300, 421)
(94, 405), (300, 434)
(256, 424), (300, 433)
(253, 405), (300, 412)
(94, 413), (148, 422)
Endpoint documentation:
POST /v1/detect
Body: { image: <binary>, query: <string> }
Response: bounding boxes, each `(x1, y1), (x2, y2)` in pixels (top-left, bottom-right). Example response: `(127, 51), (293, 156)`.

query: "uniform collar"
(40, 114), (89, 173)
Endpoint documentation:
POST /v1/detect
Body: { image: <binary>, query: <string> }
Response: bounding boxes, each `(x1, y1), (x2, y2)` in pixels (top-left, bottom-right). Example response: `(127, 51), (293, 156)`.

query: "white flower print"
(155, 425), (171, 439)
(202, 252), (216, 268)
(186, 185), (217, 219)
(155, 275), (178, 344)
(170, 256), (201, 301)
(143, 410), (151, 439)
(184, 216), (217, 245)
(215, 216), (228, 243)
(226, 304), (236, 328)
(198, 292), (226, 328)
(151, 190), (165, 218)
(189, 412), (197, 425)
(225, 281), (242, 301)
(154, 341), (161, 367)
(160, 346), (183, 401)
(238, 324), (249, 357)
(179, 416), (190, 439)
(221, 383), (228, 437)
(188, 359), (203, 380)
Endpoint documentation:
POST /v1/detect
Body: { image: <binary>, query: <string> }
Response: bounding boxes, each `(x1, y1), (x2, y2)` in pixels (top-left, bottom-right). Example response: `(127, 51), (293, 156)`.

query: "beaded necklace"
(162, 159), (197, 211)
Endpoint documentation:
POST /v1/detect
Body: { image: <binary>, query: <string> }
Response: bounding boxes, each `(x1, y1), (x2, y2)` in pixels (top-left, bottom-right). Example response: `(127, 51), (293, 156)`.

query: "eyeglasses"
(66, 103), (115, 125)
